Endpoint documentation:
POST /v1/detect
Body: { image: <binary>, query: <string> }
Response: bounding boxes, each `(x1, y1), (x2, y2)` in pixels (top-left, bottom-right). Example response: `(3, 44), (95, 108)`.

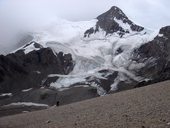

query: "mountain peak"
(84, 6), (144, 37)
(97, 6), (128, 20)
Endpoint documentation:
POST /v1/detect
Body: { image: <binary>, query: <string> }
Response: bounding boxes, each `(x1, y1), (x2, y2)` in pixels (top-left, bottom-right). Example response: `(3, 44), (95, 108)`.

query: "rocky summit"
(84, 6), (144, 37)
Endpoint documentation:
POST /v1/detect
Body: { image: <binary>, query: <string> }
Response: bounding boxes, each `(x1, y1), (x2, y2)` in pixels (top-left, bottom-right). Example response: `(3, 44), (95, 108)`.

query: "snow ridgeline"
(19, 17), (159, 95)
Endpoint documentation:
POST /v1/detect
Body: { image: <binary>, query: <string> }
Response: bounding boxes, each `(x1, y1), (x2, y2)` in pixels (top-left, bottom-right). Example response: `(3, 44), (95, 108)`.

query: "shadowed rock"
(132, 26), (170, 86)
(0, 46), (74, 93)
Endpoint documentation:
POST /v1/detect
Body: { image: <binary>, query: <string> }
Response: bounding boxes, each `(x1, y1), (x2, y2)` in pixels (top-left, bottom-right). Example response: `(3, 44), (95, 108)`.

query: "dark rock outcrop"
(132, 26), (170, 85)
(0, 43), (74, 93)
(84, 6), (144, 37)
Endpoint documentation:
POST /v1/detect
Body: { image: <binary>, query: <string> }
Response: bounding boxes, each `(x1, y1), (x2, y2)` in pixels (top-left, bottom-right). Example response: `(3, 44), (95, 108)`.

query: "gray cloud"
(43, 0), (170, 29)
(1, 0), (170, 29)
(0, 0), (169, 53)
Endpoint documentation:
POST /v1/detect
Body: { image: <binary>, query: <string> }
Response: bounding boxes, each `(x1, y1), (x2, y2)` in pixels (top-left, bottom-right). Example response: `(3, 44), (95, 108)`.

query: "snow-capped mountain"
(0, 6), (170, 99)
(84, 6), (144, 37)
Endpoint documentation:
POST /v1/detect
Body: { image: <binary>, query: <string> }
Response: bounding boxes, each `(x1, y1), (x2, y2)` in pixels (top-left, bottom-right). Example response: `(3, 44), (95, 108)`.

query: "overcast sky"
(0, 0), (170, 29)
(52, 0), (170, 29)
(0, 0), (169, 53)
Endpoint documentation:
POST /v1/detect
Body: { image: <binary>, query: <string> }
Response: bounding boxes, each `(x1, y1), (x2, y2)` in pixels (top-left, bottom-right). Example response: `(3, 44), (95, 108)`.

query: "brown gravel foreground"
(0, 81), (170, 128)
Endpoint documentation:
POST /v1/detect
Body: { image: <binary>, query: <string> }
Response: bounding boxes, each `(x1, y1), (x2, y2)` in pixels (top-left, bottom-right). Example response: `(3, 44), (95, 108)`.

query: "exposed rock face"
(84, 6), (144, 37)
(132, 26), (170, 84)
(0, 43), (74, 93)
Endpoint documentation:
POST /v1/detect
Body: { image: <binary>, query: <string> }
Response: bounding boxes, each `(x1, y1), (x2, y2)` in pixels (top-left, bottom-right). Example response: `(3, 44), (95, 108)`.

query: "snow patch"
(158, 34), (164, 37)
(4, 102), (49, 107)
(0, 93), (13, 97)
(22, 88), (33, 92)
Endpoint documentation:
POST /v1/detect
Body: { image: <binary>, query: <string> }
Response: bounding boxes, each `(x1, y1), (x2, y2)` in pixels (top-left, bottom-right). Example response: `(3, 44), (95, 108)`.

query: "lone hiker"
(56, 101), (60, 106)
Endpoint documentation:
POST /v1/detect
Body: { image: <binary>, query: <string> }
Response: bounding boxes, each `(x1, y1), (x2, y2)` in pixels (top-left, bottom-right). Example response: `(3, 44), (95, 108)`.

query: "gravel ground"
(0, 81), (170, 128)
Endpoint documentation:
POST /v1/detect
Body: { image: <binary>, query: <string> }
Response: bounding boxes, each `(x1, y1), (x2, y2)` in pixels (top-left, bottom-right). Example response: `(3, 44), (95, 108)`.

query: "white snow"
(114, 18), (132, 32)
(57, 85), (90, 92)
(15, 17), (159, 93)
(34, 71), (41, 74)
(158, 34), (164, 37)
(91, 82), (107, 96)
(4, 102), (49, 107)
(23, 43), (41, 54)
(0, 93), (13, 97)
(74, 85), (90, 88)
(22, 88), (33, 92)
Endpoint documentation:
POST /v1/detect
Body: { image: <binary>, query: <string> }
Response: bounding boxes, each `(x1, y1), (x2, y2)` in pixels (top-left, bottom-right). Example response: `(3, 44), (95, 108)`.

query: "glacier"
(16, 16), (159, 94)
